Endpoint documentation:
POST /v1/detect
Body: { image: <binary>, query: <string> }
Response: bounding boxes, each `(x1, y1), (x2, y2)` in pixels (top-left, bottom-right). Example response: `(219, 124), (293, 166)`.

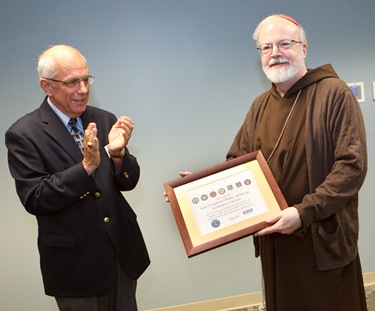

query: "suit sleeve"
(112, 147), (140, 191)
(6, 127), (97, 216)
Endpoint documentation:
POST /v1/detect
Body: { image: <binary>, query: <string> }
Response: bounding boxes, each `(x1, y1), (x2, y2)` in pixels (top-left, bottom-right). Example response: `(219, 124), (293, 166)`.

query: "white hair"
(252, 14), (307, 45)
(37, 44), (87, 79)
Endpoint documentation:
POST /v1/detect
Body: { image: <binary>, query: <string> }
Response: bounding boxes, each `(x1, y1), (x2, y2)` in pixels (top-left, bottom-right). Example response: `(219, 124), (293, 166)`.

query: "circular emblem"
(211, 219), (221, 228)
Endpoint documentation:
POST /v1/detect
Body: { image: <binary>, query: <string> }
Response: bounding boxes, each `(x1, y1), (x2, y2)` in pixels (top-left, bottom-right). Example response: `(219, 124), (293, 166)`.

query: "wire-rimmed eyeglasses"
(44, 75), (95, 88)
(257, 39), (302, 55)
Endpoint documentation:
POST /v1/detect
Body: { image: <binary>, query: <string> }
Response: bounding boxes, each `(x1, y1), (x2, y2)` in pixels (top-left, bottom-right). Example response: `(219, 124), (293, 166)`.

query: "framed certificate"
(164, 150), (287, 257)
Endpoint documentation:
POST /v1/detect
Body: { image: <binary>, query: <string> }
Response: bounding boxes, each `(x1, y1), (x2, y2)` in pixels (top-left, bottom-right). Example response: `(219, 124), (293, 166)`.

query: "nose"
(77, 80), (89, 94)
(270, 44), (281, 56)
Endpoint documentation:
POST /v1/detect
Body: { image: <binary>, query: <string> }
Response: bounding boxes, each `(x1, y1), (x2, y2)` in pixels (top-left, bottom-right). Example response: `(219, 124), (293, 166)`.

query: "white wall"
(1, 1), (375, 310)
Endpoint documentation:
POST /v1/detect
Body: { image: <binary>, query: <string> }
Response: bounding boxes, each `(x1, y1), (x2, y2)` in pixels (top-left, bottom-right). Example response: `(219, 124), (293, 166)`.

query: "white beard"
(263, 56), (305, 84)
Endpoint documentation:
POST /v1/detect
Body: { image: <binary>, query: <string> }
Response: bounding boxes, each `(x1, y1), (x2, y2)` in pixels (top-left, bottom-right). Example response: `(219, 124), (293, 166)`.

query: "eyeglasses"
(257, 39), (302, 55)
(44, 75), (95, 88)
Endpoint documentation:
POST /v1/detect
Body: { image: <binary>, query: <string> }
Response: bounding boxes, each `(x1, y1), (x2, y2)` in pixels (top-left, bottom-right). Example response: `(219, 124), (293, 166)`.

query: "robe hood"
(270, 64), (340, 98)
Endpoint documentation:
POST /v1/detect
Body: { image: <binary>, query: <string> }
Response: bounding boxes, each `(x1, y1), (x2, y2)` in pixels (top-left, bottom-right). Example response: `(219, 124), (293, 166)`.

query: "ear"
(40, 79), (53, 96)
(302, 43), (308, 58)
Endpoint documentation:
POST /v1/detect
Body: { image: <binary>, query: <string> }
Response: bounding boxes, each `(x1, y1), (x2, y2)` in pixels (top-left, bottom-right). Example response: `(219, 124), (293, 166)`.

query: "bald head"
(37, 45), (87, 79)
(253, 14), (307, 45)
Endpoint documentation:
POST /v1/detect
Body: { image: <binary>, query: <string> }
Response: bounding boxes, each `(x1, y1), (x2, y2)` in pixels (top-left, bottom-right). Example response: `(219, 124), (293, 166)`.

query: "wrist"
(82, 161), (96, 176)
(295, 207), (303, 227)
(109, 147), (125, 158)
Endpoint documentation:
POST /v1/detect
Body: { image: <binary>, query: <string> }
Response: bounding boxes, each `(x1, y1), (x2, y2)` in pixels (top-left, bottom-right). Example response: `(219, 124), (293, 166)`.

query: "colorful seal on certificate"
(211, 219), (221, 228)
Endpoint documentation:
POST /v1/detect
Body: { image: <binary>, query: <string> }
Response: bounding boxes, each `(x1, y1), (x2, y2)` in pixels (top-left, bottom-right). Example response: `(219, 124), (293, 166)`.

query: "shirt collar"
(47, 97), (84, 132)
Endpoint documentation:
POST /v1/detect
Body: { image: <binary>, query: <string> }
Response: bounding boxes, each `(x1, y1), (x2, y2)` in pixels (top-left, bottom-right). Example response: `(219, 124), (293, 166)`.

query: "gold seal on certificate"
(164, 150), (287, 257)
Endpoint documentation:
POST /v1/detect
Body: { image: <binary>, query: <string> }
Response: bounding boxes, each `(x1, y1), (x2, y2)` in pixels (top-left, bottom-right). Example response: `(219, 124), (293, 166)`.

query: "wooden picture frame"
(164, 150), (287, 257)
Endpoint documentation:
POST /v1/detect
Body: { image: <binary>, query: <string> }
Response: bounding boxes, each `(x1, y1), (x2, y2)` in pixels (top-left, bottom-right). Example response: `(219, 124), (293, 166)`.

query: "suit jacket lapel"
(40, 98), (84, 162)
(81, 108), (95, 128)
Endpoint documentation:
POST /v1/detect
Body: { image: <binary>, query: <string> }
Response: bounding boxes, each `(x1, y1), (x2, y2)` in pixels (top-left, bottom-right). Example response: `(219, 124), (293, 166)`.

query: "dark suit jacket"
(5, 97), (150, 297)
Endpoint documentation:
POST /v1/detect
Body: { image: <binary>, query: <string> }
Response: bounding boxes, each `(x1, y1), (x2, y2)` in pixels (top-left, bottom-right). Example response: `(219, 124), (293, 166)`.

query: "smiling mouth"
(270, 61), (288, 67)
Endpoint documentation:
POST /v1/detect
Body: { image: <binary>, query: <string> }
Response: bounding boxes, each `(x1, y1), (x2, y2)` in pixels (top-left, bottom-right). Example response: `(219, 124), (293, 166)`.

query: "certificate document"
(186, 169), (268, 236)
(164, 150), (287, 257)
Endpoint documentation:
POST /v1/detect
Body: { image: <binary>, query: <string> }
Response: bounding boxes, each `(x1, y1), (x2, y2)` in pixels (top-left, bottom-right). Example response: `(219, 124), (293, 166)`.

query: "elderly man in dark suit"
(5, 45), (150, 311)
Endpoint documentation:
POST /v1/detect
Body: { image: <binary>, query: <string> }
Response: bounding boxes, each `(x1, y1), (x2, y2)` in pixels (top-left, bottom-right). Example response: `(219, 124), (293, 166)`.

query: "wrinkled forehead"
(51, 50), (88, 77)
(55, 59), (88, 78)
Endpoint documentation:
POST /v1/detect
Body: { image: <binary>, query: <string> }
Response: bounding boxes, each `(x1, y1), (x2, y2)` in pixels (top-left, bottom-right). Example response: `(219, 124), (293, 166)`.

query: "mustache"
(269, 58), (289, 66)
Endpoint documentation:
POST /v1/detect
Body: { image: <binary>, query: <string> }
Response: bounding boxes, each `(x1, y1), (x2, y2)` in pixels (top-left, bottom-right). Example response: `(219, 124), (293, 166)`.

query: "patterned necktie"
(68, 118), (84, 154)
